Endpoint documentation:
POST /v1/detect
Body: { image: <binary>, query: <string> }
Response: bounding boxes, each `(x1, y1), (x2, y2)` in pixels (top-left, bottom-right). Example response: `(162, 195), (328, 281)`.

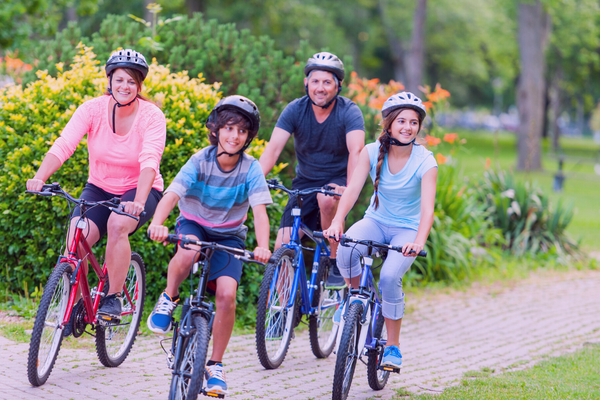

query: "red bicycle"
(25, 182), (146, 386)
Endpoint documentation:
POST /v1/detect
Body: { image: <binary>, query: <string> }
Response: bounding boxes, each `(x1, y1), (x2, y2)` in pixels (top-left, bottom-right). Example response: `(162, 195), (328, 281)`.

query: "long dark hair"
(372, 107), (424, 209)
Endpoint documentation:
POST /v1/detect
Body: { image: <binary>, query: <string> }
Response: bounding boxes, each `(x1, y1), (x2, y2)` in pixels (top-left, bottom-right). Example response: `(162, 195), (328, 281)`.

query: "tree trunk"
(144, 0), (153, 23)
(186, 0), (205, 16)
(548, 67), (562, 152)
(516, 1), (550, 171)
(404, 0), (427, 94)
(377, 0), (406, 84)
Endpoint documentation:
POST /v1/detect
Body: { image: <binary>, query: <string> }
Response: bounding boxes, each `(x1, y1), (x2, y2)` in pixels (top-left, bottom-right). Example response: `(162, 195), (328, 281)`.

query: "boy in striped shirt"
(146, 96), (272, 395)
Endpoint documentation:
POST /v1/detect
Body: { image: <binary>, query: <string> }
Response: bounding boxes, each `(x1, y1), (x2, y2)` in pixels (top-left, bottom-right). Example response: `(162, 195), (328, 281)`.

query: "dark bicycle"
(161, 233), (266, 400)
(25, 183), (145, 386)
(255, 179), (346, 369)
(313, 232), (426, 400)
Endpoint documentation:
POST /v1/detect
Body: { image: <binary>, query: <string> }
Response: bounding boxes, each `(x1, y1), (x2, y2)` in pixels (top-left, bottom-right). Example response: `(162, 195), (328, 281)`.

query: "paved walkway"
(1, 269), (600, 400)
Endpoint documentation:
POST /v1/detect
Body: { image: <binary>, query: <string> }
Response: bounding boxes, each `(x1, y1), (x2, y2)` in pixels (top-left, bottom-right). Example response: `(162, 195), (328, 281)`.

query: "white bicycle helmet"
(304, 52), (345, 82)
(105, 49), (149, 80)
(382, 91), (426, 119)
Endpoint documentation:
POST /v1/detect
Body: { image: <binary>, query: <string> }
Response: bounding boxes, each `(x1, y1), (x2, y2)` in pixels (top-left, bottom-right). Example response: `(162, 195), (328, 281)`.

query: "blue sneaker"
(381, 345), (402, 368)
(147, 291), (178, 334)
(205, 363), (227, 395)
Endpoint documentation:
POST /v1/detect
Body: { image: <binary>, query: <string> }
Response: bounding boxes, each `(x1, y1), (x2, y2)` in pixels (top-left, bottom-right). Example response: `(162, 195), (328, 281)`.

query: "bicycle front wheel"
(367, 308), (390, 390)
(309, 255), (346, 359)
(169, 313), (210, 400)
(27, 262), (72, 386)
(96, 252), (146, 367)
(255, 247), (296, 369)
(332, 302), (363, 400)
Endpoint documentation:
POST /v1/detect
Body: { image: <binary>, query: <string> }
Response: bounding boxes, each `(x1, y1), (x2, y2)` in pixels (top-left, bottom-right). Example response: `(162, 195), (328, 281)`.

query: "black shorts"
(73, 182), (163, 238)
(279, 175), (346, 230)
(175, 217), (245, 284)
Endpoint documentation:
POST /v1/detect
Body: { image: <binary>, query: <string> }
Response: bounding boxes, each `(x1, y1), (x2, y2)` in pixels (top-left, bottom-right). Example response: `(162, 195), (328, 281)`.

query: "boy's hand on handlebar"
(148, 224), (169, 244)
(122, 200), (145, 217)
(26, 178), (45, 192)
(402, 242), (424, 257)
(253, 247), (272, 264)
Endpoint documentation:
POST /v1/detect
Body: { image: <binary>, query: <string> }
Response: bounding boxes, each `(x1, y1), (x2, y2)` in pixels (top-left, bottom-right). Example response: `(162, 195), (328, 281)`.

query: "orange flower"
(443, 133), (458, 144)
(368, 96), (387, 110)
(367, 78), (380, 90)
(348, 83), (363, 92)
(436, 153), (447, 165)
(434, 83), (450, 99)
(422, 101), (433, 110)
(485, 157), (491, 170)
(354, 92), (368, 105)
(425, 135), (441, 146)
(351, 71), (358, 78)
(428, 92), (440, 102)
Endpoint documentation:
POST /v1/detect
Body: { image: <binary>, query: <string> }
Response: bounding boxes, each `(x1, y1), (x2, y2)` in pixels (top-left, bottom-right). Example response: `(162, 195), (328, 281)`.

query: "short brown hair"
(207, 108), (256, 146)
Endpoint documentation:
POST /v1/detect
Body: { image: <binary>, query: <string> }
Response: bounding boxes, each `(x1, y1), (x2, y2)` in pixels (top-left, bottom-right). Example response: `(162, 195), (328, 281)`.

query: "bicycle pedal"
(97, 315), (121, 326)
(201, 390), (225, 399)
(379, 365), (401, 374)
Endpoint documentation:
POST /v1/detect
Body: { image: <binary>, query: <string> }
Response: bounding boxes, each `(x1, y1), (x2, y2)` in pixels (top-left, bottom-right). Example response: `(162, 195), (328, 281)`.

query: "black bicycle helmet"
(304, 52), (345, 82)
(105, 49), (149, 80)
(206, 95), (261, 157)
(382, 91), (427, 119)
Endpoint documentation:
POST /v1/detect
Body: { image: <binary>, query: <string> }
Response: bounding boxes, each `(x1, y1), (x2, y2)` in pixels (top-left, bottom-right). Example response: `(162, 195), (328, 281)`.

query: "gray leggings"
(336, 217), (417, 320)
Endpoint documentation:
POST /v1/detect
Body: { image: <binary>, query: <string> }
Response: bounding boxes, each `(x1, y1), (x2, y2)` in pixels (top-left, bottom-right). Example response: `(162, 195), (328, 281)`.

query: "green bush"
(473, 169), (579, 257)
(0, 45), (285, 323)
(23, 13), (318, 142)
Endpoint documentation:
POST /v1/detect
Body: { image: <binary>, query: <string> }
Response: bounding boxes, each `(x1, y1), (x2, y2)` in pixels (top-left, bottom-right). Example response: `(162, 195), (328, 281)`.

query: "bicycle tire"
(169, 313), (210, 400)
(96, 252), (146, 367)
(332, 302), (363, 400)
(27, 262), (72, 386)
(255, 247), (297, 369)
(309, 255), (346, 359)
(367, 308), (390, 390)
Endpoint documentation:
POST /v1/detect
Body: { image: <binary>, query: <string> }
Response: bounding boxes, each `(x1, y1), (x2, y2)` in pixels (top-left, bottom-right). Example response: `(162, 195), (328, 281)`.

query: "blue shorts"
(175, 217), (245, 284)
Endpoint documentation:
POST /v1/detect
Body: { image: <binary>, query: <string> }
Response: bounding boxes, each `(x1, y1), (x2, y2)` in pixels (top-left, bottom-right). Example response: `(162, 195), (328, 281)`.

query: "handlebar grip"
(313, 231), (325, 239)
(418, 250), (427, 257)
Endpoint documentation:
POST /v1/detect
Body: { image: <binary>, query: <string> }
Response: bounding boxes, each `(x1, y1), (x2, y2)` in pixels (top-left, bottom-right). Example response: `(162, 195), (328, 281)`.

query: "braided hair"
(373, 107), (424, 209)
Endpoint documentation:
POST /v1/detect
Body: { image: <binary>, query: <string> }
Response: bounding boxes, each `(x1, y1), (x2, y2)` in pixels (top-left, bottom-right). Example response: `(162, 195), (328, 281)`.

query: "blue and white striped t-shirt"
(165, 146), (272, 240)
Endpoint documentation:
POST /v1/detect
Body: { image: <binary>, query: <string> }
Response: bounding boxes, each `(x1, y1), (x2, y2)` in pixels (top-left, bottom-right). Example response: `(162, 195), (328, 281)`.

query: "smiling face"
(389, 109), (421, 144)
(304, 70), (338, 107)
(214, 121), (249, 155)
(110, 68), (141, 104)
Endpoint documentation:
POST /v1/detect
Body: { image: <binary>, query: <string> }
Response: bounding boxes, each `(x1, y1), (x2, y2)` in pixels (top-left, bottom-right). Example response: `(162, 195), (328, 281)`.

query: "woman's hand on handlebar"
(122, 200), (145, 217)
(148, 224), (169, 243)
(26, 178), (45, 192)
(402, 242), (424, 257)
(253, 246), (272, 264)
(323, 218), (344, 243)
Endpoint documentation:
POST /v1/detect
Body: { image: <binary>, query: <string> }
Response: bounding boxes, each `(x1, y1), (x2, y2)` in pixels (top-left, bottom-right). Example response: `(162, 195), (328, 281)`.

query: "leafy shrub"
(23, 14), (317, 142)
(473, 169), (579, 257)
(0, 45), (285, 323)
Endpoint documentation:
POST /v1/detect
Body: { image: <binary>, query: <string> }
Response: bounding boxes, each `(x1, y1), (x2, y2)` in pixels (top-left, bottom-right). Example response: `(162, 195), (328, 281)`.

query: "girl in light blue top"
(323, 92), (437, 369)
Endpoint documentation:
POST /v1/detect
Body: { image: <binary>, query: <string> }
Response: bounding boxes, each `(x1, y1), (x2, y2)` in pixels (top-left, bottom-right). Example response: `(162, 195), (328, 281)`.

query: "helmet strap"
(383, 131), (415, 147)
(108, 72), (138, 134)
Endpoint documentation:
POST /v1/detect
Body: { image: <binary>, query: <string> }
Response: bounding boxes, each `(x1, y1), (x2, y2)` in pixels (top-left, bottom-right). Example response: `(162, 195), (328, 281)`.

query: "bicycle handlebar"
(164, 234), (274, 265)
(26, 182), (144, 221)
(313, 231), (427, 257)
(266, 178), (341, 199)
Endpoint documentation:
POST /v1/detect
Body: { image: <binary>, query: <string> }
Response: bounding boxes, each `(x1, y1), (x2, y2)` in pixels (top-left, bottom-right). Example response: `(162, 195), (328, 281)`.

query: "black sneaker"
(63, 299), (82, 337)
(97, 293), (122, 323)
(324, 258), (347, 289)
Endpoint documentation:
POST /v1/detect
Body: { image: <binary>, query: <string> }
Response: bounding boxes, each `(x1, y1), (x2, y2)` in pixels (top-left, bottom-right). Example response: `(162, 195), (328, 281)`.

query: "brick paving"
(1, 269), (600, 400)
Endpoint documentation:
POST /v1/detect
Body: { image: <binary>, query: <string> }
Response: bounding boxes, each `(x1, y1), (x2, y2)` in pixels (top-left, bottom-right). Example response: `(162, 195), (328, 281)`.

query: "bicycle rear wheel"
(332, 302), (363, 400)
(309, 255), (346, 358)
(367, 308), (390, 390)
(255, 247), (297, 369)
(27, 262), (72, 386)
(96, 252), (146, 367)
(169, 313), (210, 400)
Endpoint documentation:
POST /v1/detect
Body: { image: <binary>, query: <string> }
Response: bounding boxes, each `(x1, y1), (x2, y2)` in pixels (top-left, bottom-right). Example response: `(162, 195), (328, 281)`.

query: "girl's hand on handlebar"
(402, 242), (424, 257)
(26, 178), (45, 192)
(253, 247), (272, 264)
(323, 219), (344, 243)
(148, 224), (169, 244)
(122, 200), (145, 217)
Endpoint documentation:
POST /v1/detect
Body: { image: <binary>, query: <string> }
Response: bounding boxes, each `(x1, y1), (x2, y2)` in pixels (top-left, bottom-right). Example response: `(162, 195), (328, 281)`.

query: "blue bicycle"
(313, 233), (426, 400)
(255, 179), (346, 369)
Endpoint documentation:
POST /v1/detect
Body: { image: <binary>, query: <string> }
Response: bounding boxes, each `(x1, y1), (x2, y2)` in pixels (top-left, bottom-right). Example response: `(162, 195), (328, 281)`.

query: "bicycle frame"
(271, 205), (332, 317)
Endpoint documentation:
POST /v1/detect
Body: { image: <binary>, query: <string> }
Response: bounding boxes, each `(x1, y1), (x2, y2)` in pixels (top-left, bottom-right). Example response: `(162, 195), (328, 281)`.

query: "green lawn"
(396, 343), (600, 399)
(450, 130), (600, 251)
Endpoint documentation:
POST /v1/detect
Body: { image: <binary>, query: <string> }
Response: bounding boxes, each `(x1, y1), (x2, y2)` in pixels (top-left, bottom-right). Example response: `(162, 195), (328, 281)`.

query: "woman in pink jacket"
(26, 49), (166, 325)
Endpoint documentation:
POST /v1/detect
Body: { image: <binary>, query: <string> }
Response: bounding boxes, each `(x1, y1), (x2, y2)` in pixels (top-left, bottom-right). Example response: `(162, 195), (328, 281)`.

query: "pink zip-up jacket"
(48, 95), (167, 194)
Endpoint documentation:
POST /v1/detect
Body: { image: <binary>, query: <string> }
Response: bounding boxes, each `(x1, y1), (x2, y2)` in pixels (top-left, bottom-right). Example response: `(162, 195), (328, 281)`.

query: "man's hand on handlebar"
(252, 247), (272, 264)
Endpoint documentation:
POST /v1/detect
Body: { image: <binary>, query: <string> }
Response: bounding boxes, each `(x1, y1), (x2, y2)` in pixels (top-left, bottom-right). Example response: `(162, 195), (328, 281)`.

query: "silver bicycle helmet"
(207, 95), (261, 133)
(105, 49), (149, 80)
(304, 52), (345, 82)
(382, 91), (427, 119)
